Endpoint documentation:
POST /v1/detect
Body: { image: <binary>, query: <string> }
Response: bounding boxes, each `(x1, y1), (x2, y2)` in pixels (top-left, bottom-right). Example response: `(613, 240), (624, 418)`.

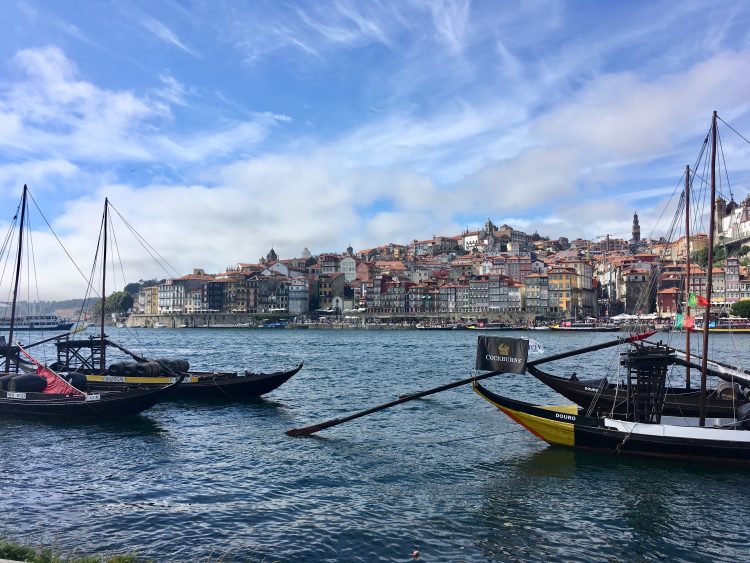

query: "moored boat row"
(0, 188), (303, 420)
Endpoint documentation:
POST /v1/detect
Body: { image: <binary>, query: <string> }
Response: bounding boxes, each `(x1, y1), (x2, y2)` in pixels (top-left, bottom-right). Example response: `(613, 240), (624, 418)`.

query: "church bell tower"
(632, 212), (641, 243)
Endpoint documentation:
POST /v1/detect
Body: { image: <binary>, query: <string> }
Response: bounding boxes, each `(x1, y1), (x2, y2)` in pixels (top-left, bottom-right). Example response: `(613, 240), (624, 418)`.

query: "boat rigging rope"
(210, 376), (234, 399)
(26, 190), (103, 329)
(615, 426), (634, 454)
(585, 339), (626, 417)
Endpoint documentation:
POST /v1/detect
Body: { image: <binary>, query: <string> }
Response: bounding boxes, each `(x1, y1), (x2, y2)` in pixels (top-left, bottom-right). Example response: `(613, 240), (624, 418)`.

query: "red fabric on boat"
(37, 364), (82, 395)
(16, 343), (84, 396)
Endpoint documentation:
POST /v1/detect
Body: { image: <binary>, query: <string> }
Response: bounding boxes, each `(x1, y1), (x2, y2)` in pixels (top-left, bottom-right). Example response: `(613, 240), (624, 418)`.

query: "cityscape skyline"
(1, 1), (750, 298)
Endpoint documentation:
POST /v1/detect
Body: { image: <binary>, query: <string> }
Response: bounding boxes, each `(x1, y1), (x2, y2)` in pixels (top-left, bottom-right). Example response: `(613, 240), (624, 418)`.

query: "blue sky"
(2, 0), (750, 298)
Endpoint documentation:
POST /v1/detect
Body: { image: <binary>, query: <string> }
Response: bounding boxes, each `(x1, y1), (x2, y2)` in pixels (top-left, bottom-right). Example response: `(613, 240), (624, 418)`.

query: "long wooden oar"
(285, 331), (655, 437)
(286, 369), (503, 436)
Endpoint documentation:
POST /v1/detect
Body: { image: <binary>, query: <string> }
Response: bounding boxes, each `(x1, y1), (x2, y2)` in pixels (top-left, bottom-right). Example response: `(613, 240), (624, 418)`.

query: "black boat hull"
(528, 365), (746, 419)
(0, 382), (177, 418)
(473, 381), (750, 464)
(85, 364), (303, 400)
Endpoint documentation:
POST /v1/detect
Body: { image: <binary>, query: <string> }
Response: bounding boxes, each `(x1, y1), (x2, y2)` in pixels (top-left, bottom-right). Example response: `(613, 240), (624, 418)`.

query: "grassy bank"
(0, 539), (137, 563)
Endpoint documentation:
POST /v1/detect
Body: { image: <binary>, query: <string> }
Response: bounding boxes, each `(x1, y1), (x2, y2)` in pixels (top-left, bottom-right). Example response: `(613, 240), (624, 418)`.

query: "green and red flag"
(675, 314), (684, 329)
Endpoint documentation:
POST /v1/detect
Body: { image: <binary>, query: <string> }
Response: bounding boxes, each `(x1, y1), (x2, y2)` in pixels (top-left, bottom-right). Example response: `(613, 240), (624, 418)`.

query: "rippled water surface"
(1, 328), (749, 562)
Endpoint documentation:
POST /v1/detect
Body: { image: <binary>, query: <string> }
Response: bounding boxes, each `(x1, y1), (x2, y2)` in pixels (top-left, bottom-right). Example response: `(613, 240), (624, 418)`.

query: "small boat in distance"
(0, 314), (74, 332)
(465, 320), (521, 331)
(548, 321), (619, 332)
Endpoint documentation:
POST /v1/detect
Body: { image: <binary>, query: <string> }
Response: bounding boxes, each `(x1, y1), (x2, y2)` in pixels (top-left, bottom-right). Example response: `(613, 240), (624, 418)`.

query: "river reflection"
(1, 329), (749, 561)
(475, 443), (747, 562)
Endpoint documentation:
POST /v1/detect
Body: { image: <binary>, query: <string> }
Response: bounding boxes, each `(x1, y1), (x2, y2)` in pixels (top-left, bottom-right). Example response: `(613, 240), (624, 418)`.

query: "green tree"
(123, 282), (141, 296)
(691, 245), (727, 268)
(91, 291), (134, 316)
(731, 300), (750, 318)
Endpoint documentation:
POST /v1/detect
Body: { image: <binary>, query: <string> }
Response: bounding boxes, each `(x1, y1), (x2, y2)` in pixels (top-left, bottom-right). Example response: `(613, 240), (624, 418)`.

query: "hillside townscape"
(120, 196), (750, 327)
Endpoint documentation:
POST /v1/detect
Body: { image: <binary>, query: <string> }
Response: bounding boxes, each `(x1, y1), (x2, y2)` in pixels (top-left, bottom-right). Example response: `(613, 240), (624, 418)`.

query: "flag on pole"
(527, 338), (545, 355)
(675, 314), (684, 329)
(683, 315), (695, 329)
(688, 293), (697, 307)
(475, 336), (529, 373)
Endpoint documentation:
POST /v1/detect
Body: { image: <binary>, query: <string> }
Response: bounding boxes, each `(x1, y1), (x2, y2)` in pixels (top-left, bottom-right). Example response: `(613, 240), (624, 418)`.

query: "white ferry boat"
(0, 314), (75, 331)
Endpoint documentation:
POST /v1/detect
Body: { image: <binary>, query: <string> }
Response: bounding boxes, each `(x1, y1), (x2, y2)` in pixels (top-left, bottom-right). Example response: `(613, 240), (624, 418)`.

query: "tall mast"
(699, 111), (718, 426)
(5, 185), (27, 372)
(100, 198), (108, 372)
(684, 165), (691, 390)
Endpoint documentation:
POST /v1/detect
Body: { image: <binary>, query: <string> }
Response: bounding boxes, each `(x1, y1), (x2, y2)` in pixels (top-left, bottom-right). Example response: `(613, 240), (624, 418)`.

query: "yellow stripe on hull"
(87, 374), (200, 384)
(474, 387), (576, 447)
(500, 406), (575, 447)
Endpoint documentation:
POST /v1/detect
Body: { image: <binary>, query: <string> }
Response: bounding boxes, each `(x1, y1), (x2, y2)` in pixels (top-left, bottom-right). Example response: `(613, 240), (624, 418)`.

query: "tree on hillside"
(123, 279), (161, 296)
(91, 291), (134, 316)
(691, 245), (727, 268)
(731, 300), (750, 319)
(124, 282), (141, 296)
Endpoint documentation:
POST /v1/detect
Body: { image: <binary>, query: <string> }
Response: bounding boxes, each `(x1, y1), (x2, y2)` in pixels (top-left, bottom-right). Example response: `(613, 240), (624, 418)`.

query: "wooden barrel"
(155, 358), (178, 375)
(63, 371), (88, 391)
(7, 374), (47, 392)
(135, 361), (161, 377)
(0, 374), (16, 390)
(107, 362), (125, 376)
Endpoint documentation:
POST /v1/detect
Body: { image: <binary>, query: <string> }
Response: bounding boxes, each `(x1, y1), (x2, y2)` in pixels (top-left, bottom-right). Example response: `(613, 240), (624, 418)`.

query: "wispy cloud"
(420, 0), (471, 53)
(294, 1), (393, 48)
(0, 46), (280, 165)
(0, 159), (78, 196)
(140, 16), (199, 57)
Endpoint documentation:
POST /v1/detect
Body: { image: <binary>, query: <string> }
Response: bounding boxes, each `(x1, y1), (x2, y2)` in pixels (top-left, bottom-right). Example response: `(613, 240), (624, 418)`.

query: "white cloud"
(0, 159), (78, 196)
(421, 0), (471, 53)
(0, 46), (283, 165)
(140, 16), (198, 57)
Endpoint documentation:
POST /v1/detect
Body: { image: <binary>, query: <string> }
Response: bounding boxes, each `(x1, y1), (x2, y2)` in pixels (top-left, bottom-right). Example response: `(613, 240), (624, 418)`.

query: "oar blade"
(286, 419), (341, 437)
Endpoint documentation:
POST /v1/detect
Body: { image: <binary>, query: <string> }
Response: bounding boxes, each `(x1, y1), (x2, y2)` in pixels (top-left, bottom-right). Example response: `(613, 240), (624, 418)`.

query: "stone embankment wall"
(127, 311), (536, 328)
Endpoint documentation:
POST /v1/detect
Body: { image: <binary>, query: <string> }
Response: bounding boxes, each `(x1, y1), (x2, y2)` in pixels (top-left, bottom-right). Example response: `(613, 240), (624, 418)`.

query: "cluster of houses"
(132, 202), (750, 321)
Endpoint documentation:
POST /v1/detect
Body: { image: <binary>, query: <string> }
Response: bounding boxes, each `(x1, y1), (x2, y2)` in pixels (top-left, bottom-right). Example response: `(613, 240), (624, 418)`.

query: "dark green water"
(0, 328), (748, 562)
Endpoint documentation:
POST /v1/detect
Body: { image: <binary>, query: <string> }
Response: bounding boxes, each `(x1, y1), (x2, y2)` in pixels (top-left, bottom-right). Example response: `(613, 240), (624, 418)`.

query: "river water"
(0, 328), (748, 562)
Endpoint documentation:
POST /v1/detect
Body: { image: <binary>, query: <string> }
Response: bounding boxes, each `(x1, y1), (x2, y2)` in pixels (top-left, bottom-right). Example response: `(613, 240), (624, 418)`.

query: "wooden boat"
(473, 113), (750, 464)
(0, 186), (178, 419)
(51, 323), (302, 403)
(66, 343), (303, 400)
(473, 380), (750, 464)
(0, 374), (182, 418)
(548, 323), (619, 332)
(415, 323), (466, 330)
(46, 197), (303, 401)
(526, 363), (746, 419)
(465, 321), (522, 331)
(84, 365), (302, 399)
